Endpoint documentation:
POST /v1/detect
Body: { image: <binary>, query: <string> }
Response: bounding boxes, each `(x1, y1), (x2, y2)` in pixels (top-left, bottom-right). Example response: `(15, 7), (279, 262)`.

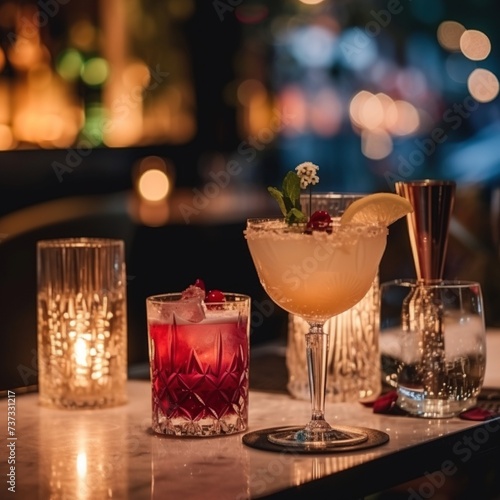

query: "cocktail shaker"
(394, 180), (456, 281)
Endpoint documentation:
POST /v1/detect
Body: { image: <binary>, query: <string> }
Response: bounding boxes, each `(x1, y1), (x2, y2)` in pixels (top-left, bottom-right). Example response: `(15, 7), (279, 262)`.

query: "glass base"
(243, 425), (390, 453)
(397, 391), (477, 418)
(39, 393), (127, 410)
(152, 410), (247, 436)
(268, 425), (368, 449)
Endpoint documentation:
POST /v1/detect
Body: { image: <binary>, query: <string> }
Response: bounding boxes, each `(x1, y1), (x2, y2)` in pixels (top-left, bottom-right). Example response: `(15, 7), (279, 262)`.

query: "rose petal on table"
(459, 407), (497, 421)
(372, 391), (402, 414)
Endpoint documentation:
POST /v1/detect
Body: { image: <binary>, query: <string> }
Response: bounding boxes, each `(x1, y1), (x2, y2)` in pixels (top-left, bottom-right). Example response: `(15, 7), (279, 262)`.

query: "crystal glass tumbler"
(146, 293), (250, 436)
(286, 193), (381, 403)
(380, 279), (486, 418)
(37, 238), (128, 409)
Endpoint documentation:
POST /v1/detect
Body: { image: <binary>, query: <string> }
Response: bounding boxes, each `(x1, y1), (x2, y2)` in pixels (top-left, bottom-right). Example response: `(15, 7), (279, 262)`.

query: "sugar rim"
(244, 218), (387, 243)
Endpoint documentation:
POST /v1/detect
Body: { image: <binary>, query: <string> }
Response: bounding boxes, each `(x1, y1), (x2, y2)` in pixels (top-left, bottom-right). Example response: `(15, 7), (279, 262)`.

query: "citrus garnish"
(340, 192), (413, 226)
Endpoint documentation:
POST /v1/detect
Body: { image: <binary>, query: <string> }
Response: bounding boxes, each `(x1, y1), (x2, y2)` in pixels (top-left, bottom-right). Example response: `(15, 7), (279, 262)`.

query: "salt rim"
(244, 218), (387, 244)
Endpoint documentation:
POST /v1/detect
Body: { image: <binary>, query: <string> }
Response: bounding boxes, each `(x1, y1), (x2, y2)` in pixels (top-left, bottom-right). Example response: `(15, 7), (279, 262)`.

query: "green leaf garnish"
(286, 208), (307, 224)
(267, 162), (320, 225)
(267, 187), (287, 216)
(268, 171), (305, 223)
(282, 171), (301, 206)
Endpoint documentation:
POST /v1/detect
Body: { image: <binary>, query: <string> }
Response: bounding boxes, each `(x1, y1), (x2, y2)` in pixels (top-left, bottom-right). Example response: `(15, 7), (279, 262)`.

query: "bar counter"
(2, 376), (500, 499)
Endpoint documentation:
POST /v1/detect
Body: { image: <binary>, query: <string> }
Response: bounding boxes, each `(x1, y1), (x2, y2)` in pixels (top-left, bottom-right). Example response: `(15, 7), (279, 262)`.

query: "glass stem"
(306, 322), (329, 427)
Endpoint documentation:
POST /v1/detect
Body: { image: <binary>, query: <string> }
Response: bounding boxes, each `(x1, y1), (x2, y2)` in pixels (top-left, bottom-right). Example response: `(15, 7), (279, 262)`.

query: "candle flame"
(75, 337), (88, 367)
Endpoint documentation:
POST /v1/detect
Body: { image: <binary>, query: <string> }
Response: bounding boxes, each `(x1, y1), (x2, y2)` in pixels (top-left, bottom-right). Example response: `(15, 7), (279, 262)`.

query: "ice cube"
(172, 297), (206, 323)
(167, 284), (206, 323)
(181, 285), (205, 301)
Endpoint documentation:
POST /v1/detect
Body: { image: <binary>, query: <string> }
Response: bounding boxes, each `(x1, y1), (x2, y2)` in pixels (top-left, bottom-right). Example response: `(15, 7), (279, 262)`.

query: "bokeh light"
(349, 91), (419, 138)
(57, 49), (85, 81)
(288, 25), (338, 68)
(309, 87), (342, 136)
(138, 169), (170, 202)
(133, 156), (173, 226)
(468, 68), (499, 103)
(81, 57), (109, 86)
(135, 156), (173, 202)
(460, 29), (491, 61)
(349, 91), (373, 129)
(339, 28), (377, 71)
(361, 129), (393, 160)
(437, 20), (466, 51)
(70, 19), (98, 51)
(360, 93), (384, 130)
(385, 100), (420, 136)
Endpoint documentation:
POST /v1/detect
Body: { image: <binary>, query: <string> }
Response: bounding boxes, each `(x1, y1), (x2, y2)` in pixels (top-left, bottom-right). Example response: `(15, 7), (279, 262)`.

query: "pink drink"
(147, 293), (250, 436)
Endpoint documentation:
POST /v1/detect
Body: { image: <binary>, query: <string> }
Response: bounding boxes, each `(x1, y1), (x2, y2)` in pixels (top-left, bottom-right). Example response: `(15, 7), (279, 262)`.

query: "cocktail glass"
(245, 218), (387, 450)
(146, 292), (250, 436)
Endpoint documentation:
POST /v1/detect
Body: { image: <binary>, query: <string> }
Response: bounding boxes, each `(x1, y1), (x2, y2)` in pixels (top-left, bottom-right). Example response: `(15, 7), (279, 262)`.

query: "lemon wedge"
(340, 192), (413, 226)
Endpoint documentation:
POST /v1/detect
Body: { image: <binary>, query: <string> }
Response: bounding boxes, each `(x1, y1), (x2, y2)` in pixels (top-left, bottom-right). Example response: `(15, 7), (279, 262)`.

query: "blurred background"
(1, 0), (500, 390)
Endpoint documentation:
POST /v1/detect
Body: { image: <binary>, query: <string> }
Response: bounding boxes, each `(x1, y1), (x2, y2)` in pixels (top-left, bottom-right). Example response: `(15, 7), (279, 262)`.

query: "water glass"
(380, 279), (486, 418)
(37, 238), (128, 409)
(146, 292), (250, 436)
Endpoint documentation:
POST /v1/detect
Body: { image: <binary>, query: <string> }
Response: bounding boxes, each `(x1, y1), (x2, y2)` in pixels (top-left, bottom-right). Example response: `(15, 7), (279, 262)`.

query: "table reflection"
(150, 434), (250, 500)
(244, 448), (379, 497)
(292, 452), (378, 487)
(38, 409), (128, 499)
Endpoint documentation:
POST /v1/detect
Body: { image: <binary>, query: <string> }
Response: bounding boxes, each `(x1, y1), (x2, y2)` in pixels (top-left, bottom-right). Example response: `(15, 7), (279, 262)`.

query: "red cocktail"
(147, 291), (250, 436)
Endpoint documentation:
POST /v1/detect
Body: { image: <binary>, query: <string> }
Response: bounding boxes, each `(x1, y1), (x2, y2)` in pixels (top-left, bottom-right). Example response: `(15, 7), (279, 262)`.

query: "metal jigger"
(394, 180), (456, 406)
(395, 180), (456, 281)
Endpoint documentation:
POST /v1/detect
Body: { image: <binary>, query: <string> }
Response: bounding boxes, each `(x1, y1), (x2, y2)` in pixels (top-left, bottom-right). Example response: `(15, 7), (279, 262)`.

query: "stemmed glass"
(244, 216), (388, 451)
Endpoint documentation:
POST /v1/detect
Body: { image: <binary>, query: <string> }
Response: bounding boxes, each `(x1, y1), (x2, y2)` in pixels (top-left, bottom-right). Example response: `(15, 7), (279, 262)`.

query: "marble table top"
(1, 380), (499, 499)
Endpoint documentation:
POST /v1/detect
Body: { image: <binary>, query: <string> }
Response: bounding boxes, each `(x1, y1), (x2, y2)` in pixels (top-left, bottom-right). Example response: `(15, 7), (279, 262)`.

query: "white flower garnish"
(295, 162), (319, 189)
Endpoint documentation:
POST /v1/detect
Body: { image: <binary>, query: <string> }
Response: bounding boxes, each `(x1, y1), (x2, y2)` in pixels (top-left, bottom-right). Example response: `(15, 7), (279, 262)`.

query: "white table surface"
(1, 379), (499, 499)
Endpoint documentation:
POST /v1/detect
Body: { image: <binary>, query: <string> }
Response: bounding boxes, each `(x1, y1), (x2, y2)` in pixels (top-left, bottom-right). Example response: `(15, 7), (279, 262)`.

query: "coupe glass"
(244, 217), (388, 450)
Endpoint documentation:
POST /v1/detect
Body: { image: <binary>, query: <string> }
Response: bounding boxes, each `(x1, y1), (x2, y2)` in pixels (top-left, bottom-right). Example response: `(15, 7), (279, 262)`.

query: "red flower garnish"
(306, 210), (332, 232)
